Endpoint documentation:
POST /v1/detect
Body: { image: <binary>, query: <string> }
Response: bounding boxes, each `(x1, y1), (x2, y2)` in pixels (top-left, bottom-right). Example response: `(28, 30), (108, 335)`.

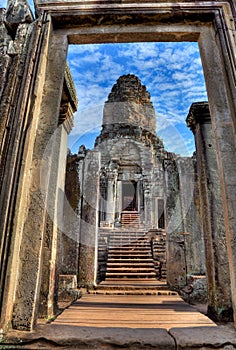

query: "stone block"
(170, 326), (236, 350)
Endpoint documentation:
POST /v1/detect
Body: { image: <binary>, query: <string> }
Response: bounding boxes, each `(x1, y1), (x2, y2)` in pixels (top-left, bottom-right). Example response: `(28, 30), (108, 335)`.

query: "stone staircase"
(121, 211), (141, 227)
(94, 229), (168, 295)
(105, 231), (157, 280)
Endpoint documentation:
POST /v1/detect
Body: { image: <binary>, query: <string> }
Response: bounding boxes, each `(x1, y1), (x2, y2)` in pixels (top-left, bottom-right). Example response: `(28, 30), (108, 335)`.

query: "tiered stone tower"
(95, 74), (163, 152)
(102, 74), (156, 133)
(95, 74), (166, 230)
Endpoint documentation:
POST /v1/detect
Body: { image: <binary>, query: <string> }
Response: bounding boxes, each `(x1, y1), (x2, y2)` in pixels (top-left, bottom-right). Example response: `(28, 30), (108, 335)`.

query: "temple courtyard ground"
(2, 291), (236, 349)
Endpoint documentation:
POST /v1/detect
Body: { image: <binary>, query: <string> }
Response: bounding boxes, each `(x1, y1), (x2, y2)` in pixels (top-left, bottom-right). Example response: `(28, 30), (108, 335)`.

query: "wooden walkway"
(53, 293), (216, 330)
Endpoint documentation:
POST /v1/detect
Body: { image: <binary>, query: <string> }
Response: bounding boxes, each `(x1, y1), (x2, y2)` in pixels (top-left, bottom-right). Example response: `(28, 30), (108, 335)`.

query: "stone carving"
(5, 0), (33, 33)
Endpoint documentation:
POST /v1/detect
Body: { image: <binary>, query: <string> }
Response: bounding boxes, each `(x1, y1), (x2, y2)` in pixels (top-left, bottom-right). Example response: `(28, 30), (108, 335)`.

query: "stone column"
(137, 180), (142, 213)
(187, 102), (232, 321)
(39, 96), (75, 319)
(199, 26), (236, 325)
(164, 158), (186, 289)
(2, 29), (69, 331)
(0, 4), (35, 322)
(115, 180), (122, 221)
(105, 171), (117, 225)
(78, 151), (100, 288)
(143, 181), (152, 226)
(106, 179), (114, 223)
(151, 197), (158, 229)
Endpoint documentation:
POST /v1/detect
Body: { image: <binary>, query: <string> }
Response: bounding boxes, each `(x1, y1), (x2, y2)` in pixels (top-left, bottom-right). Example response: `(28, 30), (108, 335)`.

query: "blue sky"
(68, 43), (207, 156)
(1, 0), (208, 156)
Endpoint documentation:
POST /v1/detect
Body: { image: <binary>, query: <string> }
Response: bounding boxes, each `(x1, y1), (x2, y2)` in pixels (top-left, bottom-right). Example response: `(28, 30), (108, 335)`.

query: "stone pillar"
(0, 2), (34, 322)
(39, 96), (75, 319)
(143, 180), (152, 226)
(199, 26), (236, 325)
(164, 158), (186, 289)
(115, 180), (122, 221)
(187, 102), (233, 321)
(177, 157), (205, 278)
(78, 151), (100, 288)
(1, 28), (69, 331)
(106, 177), (115, 224)
(137, 181), (141, 212)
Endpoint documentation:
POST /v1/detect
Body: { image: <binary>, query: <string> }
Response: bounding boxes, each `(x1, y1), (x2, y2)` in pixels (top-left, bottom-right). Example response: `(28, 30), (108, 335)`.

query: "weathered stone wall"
(78, 151), (100, 288)
(0, 2), (51, 331)
(177, 157), (205, 276)
(0, 1), (77, 330)
(187, 102), (233, 321)
(165, 155), (205, 291)
(39, 124), (70, 319)
(61, 152), (81, 275)
(38, 62), (76, 318)
(0, 2), (35, 317)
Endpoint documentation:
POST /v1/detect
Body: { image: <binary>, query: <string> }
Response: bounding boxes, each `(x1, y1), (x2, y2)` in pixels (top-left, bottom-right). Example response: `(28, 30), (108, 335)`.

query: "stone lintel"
(58, 64), (78, 133)
(64, 62), (78, 112)
(59, 101), (74, 134)
(186, 101), (211, 133)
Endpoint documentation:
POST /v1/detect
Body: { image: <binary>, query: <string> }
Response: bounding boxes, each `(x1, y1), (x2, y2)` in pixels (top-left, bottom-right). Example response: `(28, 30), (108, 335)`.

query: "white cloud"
(67, 42), (207, 155)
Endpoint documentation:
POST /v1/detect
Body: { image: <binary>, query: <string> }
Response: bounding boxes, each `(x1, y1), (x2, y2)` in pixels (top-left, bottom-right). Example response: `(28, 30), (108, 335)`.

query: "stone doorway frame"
(1, 0), (236, 331)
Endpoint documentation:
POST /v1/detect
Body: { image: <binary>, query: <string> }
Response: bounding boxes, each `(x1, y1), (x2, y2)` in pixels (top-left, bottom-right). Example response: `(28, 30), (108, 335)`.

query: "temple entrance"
(122, 181), (137, 211)
(0, 0), (236, 333)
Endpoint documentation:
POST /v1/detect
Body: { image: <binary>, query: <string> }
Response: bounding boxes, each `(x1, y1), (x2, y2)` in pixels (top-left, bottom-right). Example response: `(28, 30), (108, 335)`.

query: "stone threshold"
(2, 324), (236, 349)
(2, 292), (236, 349)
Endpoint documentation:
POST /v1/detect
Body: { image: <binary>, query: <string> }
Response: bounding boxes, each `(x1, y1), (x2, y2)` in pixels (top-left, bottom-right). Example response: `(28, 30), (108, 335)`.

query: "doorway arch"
(0, 0), (236, 331)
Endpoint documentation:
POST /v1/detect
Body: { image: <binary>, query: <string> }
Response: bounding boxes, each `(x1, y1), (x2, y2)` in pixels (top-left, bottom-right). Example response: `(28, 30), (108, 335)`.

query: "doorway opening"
(62, 41), (207, 299)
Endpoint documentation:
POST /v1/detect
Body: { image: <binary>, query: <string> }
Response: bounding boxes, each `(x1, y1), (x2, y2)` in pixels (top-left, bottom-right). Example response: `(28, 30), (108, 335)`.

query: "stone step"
(107, 258), (154, 263)
(99, 278), (163, 284)
(108, 254), (152, 259)
(107, 231), (146, 235)
(107, 262), (154, 267)
(109, 239), (150, 244)
(109, 246), (150, 250)
(122, 217), (140, 220)
(89, 289), (177, 295)
(121, 213), (140, 216)
(109, 237), (149, 241)
(109, 244), (150, 249)
(105, 272), (157, 278)
(99, 228), (166, 284)
(107, 268), (155, 272)
(107, 238), (146, 243)
(108, 255), (152, 260)
(108, 246), (150, 251)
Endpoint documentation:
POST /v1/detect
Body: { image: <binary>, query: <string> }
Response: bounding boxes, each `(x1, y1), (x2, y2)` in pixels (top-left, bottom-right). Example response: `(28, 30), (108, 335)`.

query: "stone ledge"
(169, 325), (236, 349)
(3, 326), (176, 349)
(2, 324), (236, 349)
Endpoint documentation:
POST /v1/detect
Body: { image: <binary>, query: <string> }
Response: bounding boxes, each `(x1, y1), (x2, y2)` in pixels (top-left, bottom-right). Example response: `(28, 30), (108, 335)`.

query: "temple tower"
(95, 74), (166, 229)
